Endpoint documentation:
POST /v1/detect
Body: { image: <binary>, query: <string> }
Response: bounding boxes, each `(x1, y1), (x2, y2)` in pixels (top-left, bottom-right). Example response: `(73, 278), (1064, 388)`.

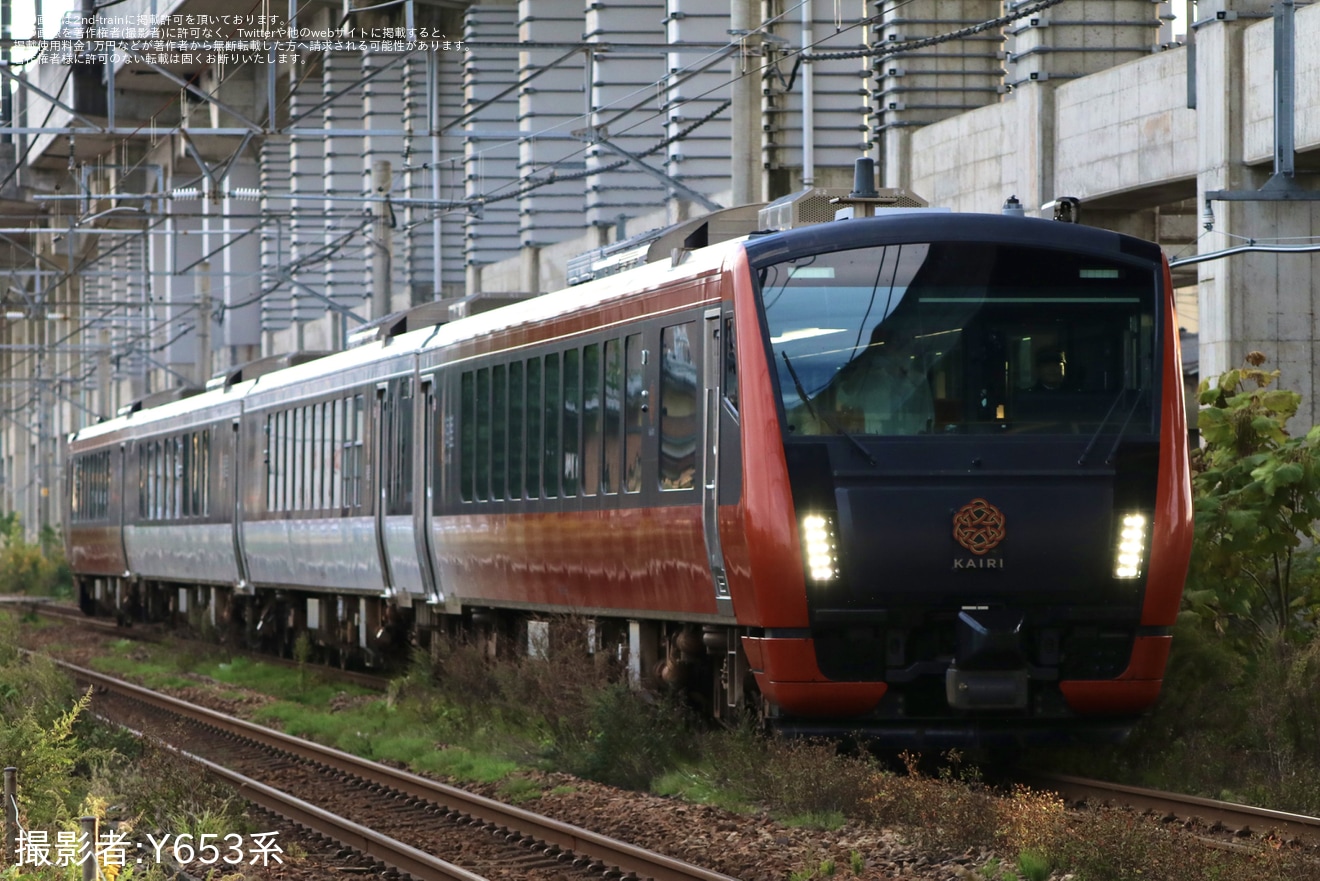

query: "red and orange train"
(67, 208), (1192, 743)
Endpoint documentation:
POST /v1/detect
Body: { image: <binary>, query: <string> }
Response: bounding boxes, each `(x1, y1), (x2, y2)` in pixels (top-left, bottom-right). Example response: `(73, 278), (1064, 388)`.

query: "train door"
(415, 375), (442, 605)
(373, 383), (397, 598)
(702, 308), (733, 615)
(231, 418), (251, 593)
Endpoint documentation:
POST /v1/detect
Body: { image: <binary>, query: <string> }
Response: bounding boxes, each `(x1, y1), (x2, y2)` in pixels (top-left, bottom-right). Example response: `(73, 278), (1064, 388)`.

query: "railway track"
(1022, 771), (1320, 847)
(55, 657), (741, 881)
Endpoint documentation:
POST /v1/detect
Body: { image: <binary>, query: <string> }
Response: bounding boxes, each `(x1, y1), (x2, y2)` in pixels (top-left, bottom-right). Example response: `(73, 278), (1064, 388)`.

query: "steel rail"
(59, 659), (741, 881)
(1023, 772), (1320, 844)
(106, 715), (490, 881)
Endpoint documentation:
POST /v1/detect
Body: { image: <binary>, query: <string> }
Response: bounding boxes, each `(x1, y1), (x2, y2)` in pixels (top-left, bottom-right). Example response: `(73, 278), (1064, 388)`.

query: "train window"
(399, 379), (414, 511)
(137, 446), (145, 518)
(278, 410), (289, 512)
(563, 348), (580, 497)
(311, 403), (322, 510)
(192, 432), (201, 516)
(302, 406), (313, 511)
(332, 398), (343, 509)
(508, 361), (524, 500)
(760, 242), (1157, 437)
(265, 416), (275, 511)
(624, 333), (644, 494)
(476, 368), (491, 502)
(155, 440), (163, 519)
(288, 409), (299, 511)
(353, 394), (365, 507)
(323, 401), (334, 509)
(492, 365), (507, 501)
(460, 372), (475, 502)
(201, 430), (210, 516)
(543, 353), (561, 499)
(71, 457), (82, 521)
(174, 436), (183, 518)
(582, 343), (601, 496)
(603, 339), (621, 495)
(286, 408), (295, 511)
(525, 358), (542, 499)
(164, 439), (172, 519)
(723, 315), (738, 412)
(660, 322), (697, 491)
(185, 433), (196, 517)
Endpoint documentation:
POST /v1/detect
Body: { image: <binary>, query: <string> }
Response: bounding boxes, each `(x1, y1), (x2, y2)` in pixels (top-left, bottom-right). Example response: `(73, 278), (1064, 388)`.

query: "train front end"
(733, 213), (1192, 743)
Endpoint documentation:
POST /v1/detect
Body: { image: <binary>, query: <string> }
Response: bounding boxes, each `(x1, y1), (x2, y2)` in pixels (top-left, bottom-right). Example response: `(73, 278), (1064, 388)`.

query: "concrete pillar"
(324, 50), (368, 325)
(1006, 0), (1165, 86)
(463, 4), (522, 289)
(517, 0), (587, 253)
(585, 0), (667, 229)
(219, 160), (261, 362)
(259, 135), (293, 336)
(363, 49), (407, 314)
(665, 0), (735, 218)
(761, 0), (880, 197)
(1195, 12), (1320, 429)
(1009, 80), (1057, 217)
(729, 0), (761, 205)
(874, 0), (1005, 189)
(370, 160), (394, 321)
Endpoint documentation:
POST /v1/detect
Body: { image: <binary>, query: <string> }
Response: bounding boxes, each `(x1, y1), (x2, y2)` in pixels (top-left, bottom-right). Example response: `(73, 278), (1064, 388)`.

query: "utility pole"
(196, 262), (211, 387)
(370, 160), (393, 321)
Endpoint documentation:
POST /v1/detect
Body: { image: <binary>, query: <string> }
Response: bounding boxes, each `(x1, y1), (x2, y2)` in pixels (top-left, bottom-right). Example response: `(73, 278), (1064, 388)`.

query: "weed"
(703, 725), (876, 820)
(849, 849), (864, 875)
(496, 775), (544, 803)
(781, 810), (846, 831)
(862, 752), (997, 857)
(788, 857), (838, 881)
(1015, 851), (1050, 881)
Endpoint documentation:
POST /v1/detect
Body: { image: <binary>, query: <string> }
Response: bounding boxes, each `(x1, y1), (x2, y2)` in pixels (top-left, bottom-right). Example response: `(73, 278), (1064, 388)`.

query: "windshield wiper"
(781, 351), (877, 466)
(1077, 388), (1145, 466)
(1102, 391), (1146, 464)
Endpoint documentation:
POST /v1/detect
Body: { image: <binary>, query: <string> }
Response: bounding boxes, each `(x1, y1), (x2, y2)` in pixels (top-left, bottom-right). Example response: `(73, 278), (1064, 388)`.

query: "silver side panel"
(124, 524), (240, 585)
(243, 516), (383, 593)
(384, 514), (424, 600)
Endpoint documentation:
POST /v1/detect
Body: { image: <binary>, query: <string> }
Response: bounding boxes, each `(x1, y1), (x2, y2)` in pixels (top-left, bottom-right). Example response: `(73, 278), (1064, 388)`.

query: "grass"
(497, 775), (546, 803)
(781, 810), (847, 831)
(29, 614), (1320, 881)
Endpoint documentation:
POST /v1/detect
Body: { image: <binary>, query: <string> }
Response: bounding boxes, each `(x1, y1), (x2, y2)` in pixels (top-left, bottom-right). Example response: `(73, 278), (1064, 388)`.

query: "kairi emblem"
(952, 497), (1006, 569)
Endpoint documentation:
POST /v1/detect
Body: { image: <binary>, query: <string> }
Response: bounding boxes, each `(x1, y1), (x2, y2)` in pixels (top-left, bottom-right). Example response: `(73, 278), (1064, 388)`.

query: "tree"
(1185, 353), (1320, 644)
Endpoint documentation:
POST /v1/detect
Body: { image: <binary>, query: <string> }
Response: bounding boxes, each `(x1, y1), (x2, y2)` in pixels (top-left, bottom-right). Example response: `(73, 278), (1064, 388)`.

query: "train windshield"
(758, 241), (1159, 437)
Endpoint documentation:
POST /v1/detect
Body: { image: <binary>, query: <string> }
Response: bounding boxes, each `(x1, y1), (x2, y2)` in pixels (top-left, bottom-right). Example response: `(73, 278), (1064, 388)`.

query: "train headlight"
(1113, 513), (1147, 579)
(801, 514), (839, 583)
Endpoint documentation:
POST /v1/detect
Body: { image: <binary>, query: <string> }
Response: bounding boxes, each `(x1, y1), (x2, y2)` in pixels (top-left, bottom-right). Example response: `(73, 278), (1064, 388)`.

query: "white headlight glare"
(801, 514), (838, 583)
(1114, 513), (1147, 578)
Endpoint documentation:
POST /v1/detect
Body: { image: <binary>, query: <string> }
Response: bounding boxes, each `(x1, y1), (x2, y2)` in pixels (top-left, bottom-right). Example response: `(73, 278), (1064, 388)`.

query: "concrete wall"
(1243, 2), (1320, 163)
(1054, 47), (1196, 201)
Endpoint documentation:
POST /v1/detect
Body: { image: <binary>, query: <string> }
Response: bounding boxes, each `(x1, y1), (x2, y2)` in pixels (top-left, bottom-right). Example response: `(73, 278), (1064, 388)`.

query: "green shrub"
(0, 513), (72, 597)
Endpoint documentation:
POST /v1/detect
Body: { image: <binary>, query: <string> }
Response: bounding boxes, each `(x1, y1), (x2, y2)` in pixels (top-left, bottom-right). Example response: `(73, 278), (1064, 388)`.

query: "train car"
(67, 417), (132, 614)
(66, 205), (1192, 743)
(415, 210), (1192, 741)
(67, 384), (251, 620)
(235, 338), (428, 660)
